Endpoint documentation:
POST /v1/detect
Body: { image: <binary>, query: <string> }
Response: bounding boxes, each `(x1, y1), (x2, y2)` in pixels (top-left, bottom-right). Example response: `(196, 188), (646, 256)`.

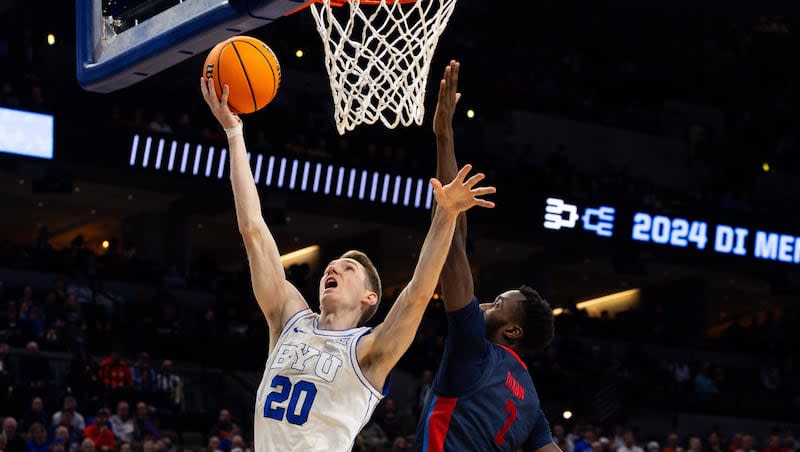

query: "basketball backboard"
(76, 0), (307, 93)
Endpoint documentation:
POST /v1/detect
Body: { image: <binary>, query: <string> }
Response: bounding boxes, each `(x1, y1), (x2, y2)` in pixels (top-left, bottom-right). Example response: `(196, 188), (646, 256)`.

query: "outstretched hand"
(433, 60), (461, 136)
(431, 164), (496, 214)
(199, 77), (242, 130)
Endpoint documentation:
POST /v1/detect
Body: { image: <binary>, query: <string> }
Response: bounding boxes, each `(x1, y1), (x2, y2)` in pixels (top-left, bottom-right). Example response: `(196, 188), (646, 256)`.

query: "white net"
(309, 0), (458, 134)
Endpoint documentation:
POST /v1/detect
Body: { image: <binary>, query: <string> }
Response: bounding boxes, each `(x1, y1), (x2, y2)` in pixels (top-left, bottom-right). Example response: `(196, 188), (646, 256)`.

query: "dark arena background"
(0, 1), (799, 451)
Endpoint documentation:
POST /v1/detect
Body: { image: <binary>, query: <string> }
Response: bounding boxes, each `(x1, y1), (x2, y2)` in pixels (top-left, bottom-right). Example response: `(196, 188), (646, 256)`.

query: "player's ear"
(503, 324), (523, 341)
(362, 290), (378, 306)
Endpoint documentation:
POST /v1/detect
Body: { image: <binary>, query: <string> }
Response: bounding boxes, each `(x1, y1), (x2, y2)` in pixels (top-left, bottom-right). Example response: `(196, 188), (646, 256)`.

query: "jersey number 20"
(263, 375), (318, 425)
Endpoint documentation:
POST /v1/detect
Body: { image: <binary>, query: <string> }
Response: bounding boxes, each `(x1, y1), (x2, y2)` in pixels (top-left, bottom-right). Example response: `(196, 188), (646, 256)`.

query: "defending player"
(413, 61), (560, 452)
(200, 77), (496, 452)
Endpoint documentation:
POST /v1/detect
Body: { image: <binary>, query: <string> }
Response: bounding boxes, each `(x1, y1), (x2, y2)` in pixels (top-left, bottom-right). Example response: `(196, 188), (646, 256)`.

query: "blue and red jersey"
(414, 298), (553, 452)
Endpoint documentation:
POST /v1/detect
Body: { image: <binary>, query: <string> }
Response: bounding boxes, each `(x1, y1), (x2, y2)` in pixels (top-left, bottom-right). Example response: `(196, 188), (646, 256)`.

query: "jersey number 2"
(263, 375), (318, 426)
(494, 399), (517, 446)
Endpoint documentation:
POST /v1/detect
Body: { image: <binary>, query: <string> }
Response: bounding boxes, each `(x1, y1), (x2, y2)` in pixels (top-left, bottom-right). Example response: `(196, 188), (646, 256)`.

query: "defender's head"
(480, 285), (554, 355)
(319, 250), (382, 327)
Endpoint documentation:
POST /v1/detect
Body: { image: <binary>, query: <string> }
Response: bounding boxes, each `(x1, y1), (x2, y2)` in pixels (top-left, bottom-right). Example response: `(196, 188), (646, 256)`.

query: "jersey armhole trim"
(277, 308), (314, 341)
(350, 330), (385, 399)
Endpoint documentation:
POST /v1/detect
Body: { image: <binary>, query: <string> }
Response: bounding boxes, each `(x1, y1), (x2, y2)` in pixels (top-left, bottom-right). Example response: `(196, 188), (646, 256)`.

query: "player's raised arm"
(200, 78), (308, 342)
(358, 164), (496, 385)
(432, 60), (474, 311)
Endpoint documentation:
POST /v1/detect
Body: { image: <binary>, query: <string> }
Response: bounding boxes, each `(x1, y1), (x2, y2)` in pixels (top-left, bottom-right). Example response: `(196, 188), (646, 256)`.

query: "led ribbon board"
(127, 132), (433, 209)
(543, 197), (800, 266)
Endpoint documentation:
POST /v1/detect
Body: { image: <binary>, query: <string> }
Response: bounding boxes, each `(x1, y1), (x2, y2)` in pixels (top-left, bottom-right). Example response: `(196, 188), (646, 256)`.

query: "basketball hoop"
(293, 0), (459, 134)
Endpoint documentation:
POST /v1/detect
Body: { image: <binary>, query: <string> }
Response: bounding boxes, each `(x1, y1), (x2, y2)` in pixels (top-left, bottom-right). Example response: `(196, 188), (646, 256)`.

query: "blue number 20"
(264, 376), (317, 426)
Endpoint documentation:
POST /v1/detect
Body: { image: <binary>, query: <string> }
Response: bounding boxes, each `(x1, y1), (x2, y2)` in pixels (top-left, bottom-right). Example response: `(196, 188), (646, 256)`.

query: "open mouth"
(324, 277), (338, 289)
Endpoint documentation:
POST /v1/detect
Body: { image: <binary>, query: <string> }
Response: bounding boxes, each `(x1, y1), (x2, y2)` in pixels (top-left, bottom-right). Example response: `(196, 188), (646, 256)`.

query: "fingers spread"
(464, 172), (485, 189)
(455, 164), (473, 182)
(472, 186), (496, 196)
(474, 199), (495, 209)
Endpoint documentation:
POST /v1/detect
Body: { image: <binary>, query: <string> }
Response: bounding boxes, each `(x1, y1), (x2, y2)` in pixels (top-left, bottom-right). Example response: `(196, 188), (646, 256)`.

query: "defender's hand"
(431, 164), (496, 214)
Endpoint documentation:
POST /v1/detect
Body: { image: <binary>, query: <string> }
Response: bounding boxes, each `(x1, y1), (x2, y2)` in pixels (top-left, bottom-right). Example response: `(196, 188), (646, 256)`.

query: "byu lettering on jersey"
(255, 309), (385, 452)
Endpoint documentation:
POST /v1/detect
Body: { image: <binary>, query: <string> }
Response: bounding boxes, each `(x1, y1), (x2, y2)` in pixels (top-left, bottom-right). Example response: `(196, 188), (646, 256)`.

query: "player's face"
(479, 290), (525, 334)
(319, 258), (371, 310)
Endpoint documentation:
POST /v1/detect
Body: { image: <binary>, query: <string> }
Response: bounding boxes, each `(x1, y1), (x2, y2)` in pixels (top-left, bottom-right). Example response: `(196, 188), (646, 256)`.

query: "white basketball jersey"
(254, 309), (384, 452)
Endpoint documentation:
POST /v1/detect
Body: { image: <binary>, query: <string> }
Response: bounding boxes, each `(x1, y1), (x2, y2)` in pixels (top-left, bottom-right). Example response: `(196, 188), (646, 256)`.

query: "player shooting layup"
(201, 77), (497, 451)
(413, 61), (562, 452)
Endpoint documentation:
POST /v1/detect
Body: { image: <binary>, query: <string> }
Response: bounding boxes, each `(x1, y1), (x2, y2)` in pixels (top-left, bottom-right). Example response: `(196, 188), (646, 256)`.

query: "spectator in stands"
(172, 113), (193, 138)
(50, 423), (81, 452)
(64, 350), (101, 408)
(20, 397), (48, 432)
(0, 302), (22, 345)
(688, 436), (703, 452)
(83, 409), (114, 452)
(0, 81), (21, 108)
(694, 364), (719, 393)
(0, 342), (12, 407)
(671, 361), (692, 388)
(575, 426), (596, 452)
(132, 402), (160, 441)
(206, 436), (222, 452)
(25, 421), (49, 452)
(15, 286), (36, 307)
(109, 401), (134, 444)
(377, 396), (407, 439)
(26, 84), (49, 113)
(79, 438), (95, 452)
(154, 360), (182, 412)
(760, 361), (781, 391)
(2, 416), (26, 452)
(60, 293), (84, 347)
(162, 264), (187, 289)
(16, 341), (51, 400)
(131, 353), (158, 401)
(97, 352), (132, 405)
(19, 305), (46, 343)
(729, 433), (744, 452)
(619, 430), (645, 452)
(154, 360), (183, 441)
(148, 111), (173, 134)
(736, 435), (758, 452)
(207, 409), (239, 452)
(763, 434), (791, 452)
(229, 435), (246, 452)
(414, 370), (433, 418)
(52, 396), (86, 432)
(357, 420), (387, 450)
(391, 436), (411, 451)
(552, 424), (574, 452)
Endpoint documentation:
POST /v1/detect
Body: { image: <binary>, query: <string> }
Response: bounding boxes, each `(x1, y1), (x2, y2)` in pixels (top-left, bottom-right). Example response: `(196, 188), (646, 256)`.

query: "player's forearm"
(435, 129), (458, 182)
(228, 134), (285, 286)
(435, 130), (468, 239)
(228, 134), (267, 233)
(406, 207), (458, 303)
(435, 128), (473, 309)
(439, 234), (474, 311)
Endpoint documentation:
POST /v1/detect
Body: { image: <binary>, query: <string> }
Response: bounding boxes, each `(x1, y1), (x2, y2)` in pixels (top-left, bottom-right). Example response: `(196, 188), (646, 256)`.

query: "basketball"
(203, 36), (281, 114)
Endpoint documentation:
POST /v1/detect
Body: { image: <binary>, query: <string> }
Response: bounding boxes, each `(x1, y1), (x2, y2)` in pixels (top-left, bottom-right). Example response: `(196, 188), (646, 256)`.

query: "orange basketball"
(203, 36), (281, 114)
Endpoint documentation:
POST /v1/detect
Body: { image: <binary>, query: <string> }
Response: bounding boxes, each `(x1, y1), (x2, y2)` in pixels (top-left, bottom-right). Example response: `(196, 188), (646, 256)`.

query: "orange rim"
(286, 0), (418, 16)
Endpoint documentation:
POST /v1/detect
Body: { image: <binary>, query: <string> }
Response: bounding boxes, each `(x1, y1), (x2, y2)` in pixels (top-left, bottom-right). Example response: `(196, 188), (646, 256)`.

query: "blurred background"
(0, 1), (799, 452)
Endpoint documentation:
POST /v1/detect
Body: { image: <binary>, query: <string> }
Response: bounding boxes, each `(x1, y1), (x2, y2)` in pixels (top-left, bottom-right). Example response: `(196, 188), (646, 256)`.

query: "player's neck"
(317, 310), (360, 331)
